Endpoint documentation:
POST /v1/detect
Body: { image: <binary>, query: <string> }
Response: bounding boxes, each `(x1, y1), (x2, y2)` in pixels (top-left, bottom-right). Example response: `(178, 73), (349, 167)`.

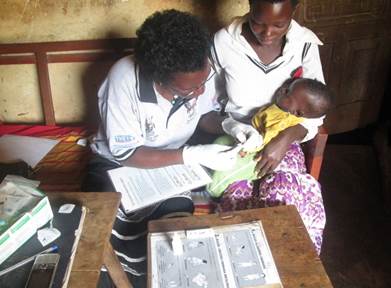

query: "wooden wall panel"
(296, 0), (391, 134)
(301, 0), (390, 25)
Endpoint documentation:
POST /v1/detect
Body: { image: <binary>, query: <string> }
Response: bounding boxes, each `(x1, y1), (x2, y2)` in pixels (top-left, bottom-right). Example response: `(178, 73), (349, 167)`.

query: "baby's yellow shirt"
(251, 104), (304, 152)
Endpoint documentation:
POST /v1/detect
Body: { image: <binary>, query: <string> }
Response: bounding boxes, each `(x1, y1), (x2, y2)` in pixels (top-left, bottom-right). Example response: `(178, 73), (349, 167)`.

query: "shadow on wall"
(80, 31), (134, 130)
(192, 0), (224, 33)
(77, 0), (230, 130)
(81, 60), (112, 130)
(192, 0), (249, 33)
(78, 0), (250, 129)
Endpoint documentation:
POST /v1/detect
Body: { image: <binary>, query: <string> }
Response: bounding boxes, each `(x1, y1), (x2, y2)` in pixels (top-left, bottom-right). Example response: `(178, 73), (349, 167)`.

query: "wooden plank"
(103, 242), (133, 288)
(0, 51), (131, 65)
(35, 51), (56, 125)
(0, 39), (136, 126)
(302, 126), (328, 180)
(48, 192), (120, 270)
(0, 55), (36, 65)
(67, 271), (100, 288)
(47, 51), (131, 63)
(0, 38), (136, 54)
(46, 192), (121, 288)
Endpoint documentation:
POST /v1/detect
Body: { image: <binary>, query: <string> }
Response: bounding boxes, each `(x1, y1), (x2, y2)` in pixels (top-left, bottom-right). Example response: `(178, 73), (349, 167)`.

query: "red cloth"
(0, 124), (92, 192)
(291, 66), (303, 79)
(0, 124), (87, 138)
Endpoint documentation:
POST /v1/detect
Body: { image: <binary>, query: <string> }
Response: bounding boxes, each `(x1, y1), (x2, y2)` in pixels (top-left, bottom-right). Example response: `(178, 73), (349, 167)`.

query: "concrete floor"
(319, 144), (391, 288)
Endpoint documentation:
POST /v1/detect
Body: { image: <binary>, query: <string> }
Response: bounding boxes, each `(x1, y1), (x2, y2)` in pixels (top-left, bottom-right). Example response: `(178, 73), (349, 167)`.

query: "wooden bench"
(0, 38), (328, 184)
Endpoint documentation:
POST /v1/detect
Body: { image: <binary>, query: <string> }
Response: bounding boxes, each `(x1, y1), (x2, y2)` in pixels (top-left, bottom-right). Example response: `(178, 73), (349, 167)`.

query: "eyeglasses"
(165, 60), (217, 127)
(166, 65), (216, 99)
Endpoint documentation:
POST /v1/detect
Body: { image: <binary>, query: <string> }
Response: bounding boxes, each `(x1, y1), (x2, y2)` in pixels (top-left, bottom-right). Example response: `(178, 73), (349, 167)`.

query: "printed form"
(108, 164), (211, 213)
(150, 221), (282, 288)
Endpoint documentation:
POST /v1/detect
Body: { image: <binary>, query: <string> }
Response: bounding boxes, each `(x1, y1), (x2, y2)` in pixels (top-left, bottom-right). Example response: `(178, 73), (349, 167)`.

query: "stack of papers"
(0, 176), (52, 265)
(108, 164), (212, 213)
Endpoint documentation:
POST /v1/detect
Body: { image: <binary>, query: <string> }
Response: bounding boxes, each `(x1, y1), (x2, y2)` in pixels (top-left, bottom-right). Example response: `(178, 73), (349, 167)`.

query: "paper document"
(0, 135), (59, 168)
(150, 222), (282, 288)
(108, 164), (212, 213)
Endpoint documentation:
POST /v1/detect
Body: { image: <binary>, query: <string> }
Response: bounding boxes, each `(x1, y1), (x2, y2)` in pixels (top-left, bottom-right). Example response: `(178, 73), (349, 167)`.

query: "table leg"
(103, 242), (133, 288)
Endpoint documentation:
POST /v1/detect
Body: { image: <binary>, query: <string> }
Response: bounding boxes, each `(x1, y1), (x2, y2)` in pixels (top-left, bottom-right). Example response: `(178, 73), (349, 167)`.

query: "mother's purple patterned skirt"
(217, 142), (326, 254)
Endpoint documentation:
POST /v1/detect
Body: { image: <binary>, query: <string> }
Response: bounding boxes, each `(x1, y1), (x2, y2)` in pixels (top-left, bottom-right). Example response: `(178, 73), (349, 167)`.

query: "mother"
(212, 0), (326, 253)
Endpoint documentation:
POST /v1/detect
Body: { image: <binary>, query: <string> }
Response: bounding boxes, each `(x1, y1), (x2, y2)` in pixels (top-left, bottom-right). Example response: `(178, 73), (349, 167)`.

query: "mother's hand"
(254, 125), (307, 177)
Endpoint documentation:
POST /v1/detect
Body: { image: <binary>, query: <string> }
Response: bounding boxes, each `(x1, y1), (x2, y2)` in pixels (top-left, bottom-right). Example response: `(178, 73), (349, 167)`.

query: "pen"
(0, 243), (59, 277)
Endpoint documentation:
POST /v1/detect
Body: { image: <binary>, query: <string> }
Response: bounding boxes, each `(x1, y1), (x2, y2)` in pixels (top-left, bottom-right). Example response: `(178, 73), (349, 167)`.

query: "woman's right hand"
(254, 134), (291, 178)
(255, 124), (307, 177)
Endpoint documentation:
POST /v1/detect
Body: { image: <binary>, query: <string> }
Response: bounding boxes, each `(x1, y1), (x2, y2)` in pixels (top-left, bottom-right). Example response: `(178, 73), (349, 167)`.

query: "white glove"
(182, 144), (240, 171)
(222, 117), (263, 152)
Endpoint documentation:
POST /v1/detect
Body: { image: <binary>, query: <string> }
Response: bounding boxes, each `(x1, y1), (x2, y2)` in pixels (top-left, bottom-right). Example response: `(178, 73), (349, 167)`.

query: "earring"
(171, 95), (179, 105)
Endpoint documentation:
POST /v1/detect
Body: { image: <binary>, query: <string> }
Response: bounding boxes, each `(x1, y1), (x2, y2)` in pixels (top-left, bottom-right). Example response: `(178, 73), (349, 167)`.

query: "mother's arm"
(255, 124), (307, 177)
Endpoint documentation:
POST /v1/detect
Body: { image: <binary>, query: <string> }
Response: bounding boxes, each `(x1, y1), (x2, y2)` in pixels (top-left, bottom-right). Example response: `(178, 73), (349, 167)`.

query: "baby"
(207, 77), (334, 197)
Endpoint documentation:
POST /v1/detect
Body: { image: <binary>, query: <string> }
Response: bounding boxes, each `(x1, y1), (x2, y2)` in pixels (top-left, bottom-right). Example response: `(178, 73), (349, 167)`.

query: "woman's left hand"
(254, 125), (307, 177)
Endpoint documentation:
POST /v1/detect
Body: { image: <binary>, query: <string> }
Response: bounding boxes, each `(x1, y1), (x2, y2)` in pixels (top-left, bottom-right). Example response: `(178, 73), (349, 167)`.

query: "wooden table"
(47, 192), (132, 288)
(148, 205), (332, 288)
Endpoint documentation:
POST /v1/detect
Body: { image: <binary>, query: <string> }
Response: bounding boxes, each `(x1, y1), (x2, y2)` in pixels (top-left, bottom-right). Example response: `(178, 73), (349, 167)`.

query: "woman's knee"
(150, 196), (194, 220)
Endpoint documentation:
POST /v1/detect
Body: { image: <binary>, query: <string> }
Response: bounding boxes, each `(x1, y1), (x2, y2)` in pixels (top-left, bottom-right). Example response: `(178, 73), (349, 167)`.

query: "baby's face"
(277, 83), (326, 118)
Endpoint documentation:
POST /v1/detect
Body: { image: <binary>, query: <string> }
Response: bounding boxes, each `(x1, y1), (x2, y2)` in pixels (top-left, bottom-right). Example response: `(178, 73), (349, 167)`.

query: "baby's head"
(275, 78), (334, 118)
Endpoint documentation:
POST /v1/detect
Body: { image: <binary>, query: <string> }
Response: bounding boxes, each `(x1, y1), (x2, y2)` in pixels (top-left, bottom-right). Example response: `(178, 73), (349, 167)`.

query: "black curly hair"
(276, 77), (334, 115)
(134, 9), (211, 84)
(249, 0), (299, 7)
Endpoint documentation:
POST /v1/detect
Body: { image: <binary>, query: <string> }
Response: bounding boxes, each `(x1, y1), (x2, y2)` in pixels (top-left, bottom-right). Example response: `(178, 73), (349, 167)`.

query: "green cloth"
(207, 105), (304, 198)
(206, 135), (258, 198)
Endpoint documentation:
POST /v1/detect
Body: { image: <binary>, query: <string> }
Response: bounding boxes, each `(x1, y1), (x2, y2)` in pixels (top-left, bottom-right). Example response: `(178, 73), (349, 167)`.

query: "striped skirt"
(99, 195), (194, 288)
(82, 155), (194, 288)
